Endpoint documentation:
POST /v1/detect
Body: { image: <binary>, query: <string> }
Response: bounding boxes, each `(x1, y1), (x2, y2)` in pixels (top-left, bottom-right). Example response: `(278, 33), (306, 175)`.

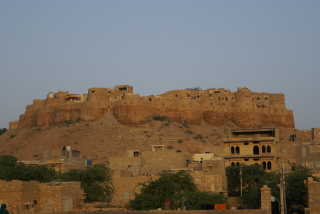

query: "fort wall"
(9, 85), (294, 129)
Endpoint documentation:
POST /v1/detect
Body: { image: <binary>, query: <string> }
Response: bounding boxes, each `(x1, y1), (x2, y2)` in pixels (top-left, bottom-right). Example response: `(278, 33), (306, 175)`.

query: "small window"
(267, 146), (271, 153)
(133, 151), (140, 157)
(231, 147), (235, 154)
(231, 162), (235, 166)
(267, 161), (272, 170)
(236, 146), (240, 154)
(236, 162), (240, 166)
(244, 158), (249, 161)
(289, 134), (296, 142)
(253, 146), (259, 155)
(244, 142), (249, 145)
(263, 162), (266, 170)
(262, 145), (266, 153)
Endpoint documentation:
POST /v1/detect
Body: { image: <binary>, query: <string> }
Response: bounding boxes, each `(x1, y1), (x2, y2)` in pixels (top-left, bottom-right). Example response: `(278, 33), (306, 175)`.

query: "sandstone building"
(0, 180), (84, 214)
(224, 128), (279, 171)
(1, 85), (320, 209)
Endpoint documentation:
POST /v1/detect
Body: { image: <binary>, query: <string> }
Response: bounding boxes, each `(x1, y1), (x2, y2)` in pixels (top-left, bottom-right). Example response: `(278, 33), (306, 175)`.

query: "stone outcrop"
(10, 85), (295, 129)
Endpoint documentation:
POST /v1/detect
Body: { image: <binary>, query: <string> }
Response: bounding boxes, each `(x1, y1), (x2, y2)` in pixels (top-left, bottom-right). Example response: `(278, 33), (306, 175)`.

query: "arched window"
(231, 162), (235, 166)
(236, 162), (240, 166)
(231, 147), (235, 154)
(267, 146), (271, 153)
(262, 145), (266, 153)
(267, 161), (272, 170)
(236, 146), (240, 154)
(263, 162), (267, 170)
(253, 146), (260, 155)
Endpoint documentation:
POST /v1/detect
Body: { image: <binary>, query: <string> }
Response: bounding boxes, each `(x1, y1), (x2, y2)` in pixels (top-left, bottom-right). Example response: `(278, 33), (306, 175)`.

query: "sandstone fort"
(0, 85), (319, 214)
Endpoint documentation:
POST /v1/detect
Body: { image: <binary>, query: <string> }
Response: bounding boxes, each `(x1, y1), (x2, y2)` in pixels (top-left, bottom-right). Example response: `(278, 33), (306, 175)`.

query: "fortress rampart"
(9, 85), (294, 129)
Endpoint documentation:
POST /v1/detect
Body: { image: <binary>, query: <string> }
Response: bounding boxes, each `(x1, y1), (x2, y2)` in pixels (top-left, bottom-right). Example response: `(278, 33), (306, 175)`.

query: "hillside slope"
(0, 113), (228, 162)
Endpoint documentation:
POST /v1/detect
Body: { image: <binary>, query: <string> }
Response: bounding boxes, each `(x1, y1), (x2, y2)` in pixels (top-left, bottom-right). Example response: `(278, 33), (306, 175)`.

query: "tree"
(0, 155), (57, 182)
(130, 171), (197, 210)
(60, 164), (114, 202)
(129, 171), (225, 210)
(285, 165), (311, 212)
(0, 128), (7, 135)
(184, 191), (225, 210)
(0, 155), (113, 202)
(226, 164), (279, 209)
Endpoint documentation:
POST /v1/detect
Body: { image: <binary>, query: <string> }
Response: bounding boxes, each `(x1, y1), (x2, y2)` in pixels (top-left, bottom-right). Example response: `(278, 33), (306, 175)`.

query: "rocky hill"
(0, 85), (294, 162)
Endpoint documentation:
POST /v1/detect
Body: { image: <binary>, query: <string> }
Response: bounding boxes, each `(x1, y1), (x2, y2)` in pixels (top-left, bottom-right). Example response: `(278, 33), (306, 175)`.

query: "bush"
(0, 155), (113, 203)
(226, 164), (279, 209)
(184, 192), (225, 210)
(63, 120), (80, 125)
(130, 171), (197, 210)
(193, 134), (203, 140)
(0, 155), (57, 182)
(185, 130), (193, 134)
(286, 165), (311, 211)
(60, 164), (114, 202)
(0, 128), (7, 135)
(152, 115), (169, 121)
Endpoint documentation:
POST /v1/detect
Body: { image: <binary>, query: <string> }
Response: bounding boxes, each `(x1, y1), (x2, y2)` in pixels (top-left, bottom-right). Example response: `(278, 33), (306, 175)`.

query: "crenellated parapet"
(9, 85), (295, 129)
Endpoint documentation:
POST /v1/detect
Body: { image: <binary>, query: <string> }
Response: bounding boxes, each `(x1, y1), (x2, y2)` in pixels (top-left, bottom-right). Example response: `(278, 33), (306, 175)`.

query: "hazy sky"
(1, 1), (319, 129)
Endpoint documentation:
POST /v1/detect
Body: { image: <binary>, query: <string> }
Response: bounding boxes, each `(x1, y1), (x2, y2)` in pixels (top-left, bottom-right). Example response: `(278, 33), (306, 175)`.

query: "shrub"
(0, 128), (7, 135)
(152, 115), (169, 121)
(60, 164), (114, 202)
(63, 120), (80, 126)
(129, 171), (225, 210)
(129, 171), (197, 210)
(184, 192), (225, 210)
(193, 134), (203, 140)
(185, 130), (193, 134)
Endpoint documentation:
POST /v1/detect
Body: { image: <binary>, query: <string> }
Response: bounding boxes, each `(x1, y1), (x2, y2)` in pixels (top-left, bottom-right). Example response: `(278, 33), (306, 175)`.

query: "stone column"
(261, 185), (272, 214)
(307, 177), (320, 214)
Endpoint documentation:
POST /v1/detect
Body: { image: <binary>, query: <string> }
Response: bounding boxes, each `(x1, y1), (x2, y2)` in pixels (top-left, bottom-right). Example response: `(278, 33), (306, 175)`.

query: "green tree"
(0, 155), (113, 202)
(184, 191), (225, 210)
(0, 128), (7, 135)
(285, 165), (311, 212)
(226, 164), (279, 209)
(0, 155), (57, 182)
(130, 171), (197, 210)
(129, 171), (225, 210)
(60, 164), (113, 202)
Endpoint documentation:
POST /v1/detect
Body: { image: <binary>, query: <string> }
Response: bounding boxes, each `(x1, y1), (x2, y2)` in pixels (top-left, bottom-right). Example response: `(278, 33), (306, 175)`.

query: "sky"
(0, 0), (319, 129)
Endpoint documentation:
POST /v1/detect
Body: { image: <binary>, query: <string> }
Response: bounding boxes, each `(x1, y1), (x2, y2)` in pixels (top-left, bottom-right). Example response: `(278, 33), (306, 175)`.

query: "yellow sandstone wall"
(10, 86), (294, 129)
